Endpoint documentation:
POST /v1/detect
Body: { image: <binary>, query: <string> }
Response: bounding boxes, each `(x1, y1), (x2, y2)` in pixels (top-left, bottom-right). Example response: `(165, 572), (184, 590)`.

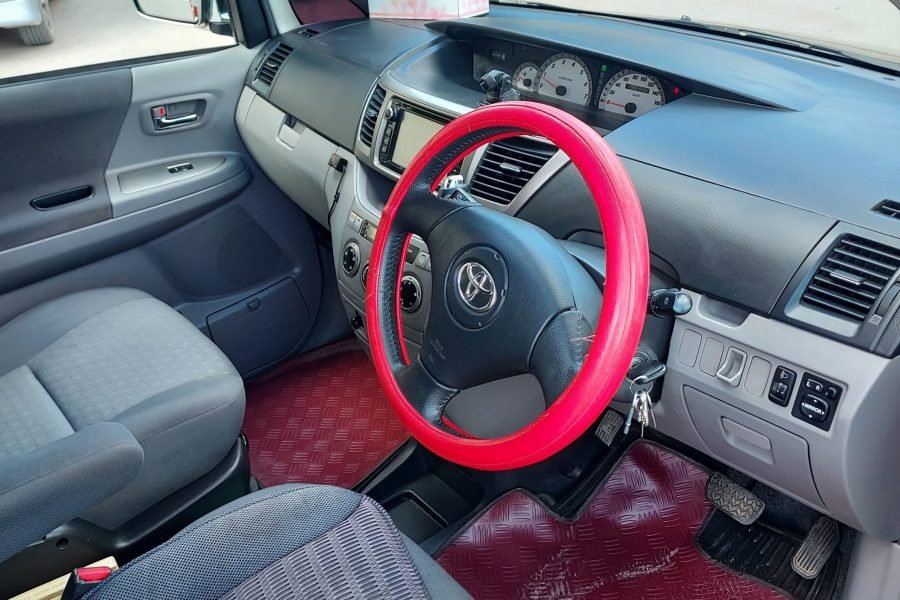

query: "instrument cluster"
(473, 38), (687, 126)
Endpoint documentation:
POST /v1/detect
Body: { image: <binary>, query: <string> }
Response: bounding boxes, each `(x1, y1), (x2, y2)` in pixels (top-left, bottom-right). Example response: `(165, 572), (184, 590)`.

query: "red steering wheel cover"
(367, 102), (649, 471)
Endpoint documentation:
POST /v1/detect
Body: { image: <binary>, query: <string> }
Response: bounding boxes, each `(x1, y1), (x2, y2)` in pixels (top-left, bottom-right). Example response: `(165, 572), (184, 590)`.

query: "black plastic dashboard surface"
(264, 20), (440, 149)
(256, 6), (900, 346)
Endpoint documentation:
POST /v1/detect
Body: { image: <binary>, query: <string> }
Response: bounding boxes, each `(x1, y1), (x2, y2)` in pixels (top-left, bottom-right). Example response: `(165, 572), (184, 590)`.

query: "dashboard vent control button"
(768, 366), (796, 406)
(469, 137), (555, 205)
(800, 235), (900, 322)
(798, 394), (829, 423)
(359, 86), (386, 148)
(255, 43), (292, 87)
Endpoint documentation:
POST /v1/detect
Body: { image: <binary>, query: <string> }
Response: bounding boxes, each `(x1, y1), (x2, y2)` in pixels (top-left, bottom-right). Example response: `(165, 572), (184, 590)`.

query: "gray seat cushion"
(0, 288), (245, 529)
(84, 485), (472, 600)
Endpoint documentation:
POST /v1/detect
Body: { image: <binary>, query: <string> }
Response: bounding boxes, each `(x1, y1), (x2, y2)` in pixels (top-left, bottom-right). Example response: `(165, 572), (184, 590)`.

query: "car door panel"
(0, 46), (336, 377)
(0, 68), (131, 251)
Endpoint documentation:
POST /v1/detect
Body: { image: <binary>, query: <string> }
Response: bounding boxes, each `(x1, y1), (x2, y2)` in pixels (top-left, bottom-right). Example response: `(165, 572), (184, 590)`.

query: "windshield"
(498, 0), (900, 65)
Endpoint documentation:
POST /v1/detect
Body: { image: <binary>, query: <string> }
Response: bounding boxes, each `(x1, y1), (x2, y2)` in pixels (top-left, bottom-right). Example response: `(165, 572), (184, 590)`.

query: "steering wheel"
(367, 102), (649, 471)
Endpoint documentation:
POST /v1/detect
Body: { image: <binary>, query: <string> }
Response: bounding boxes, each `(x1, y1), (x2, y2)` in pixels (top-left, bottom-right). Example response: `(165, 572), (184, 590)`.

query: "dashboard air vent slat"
(469, 138), (556, 205)
(255, 43), (292, 87)
(359, 86), (386, 148)
(300, 28), (319, 38)
(873, 199), (900, 219)
(801, 235), (900, 322)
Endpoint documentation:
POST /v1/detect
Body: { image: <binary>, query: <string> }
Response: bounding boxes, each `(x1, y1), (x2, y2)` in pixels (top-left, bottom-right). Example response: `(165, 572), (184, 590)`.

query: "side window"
(0, 0), (234, 80)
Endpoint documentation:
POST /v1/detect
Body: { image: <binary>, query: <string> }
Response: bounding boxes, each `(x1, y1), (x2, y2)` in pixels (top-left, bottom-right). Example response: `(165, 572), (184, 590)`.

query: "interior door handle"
(158, 113), (198, 128)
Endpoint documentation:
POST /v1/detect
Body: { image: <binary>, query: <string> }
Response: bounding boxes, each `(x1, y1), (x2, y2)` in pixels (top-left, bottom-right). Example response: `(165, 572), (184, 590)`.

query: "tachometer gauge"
(600, 70), (666, 117)
(537, 53), (592, 106)
(513, 62), (540, 93)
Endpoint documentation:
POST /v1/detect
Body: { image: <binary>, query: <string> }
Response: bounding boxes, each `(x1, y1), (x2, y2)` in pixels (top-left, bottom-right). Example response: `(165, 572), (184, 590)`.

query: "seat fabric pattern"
(0, 366), (73, 456)
(0, 288), (245, 529)
(84, 485), (450, 600)
(28, 297), (236, 429)
(220, 497), (428, 600)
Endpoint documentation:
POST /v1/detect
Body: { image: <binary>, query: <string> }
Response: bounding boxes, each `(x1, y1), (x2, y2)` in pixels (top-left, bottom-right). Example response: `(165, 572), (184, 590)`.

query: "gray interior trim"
(650, 289), (900, 540)
(0, 68), (132, 251)
(843, 534), (900, 600)
(0, 170), (250, 296)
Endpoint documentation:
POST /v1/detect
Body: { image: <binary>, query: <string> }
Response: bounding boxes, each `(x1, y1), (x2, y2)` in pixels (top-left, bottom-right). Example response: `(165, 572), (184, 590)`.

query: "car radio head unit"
(378, 99), (451, 174)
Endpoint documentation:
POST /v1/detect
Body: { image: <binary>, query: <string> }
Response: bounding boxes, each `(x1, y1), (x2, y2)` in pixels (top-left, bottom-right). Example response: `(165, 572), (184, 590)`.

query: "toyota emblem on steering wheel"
(456, 261), (498, 313)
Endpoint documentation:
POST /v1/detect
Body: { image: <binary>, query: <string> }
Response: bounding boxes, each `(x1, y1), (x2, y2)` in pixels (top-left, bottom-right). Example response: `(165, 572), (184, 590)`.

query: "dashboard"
(234, 6), (900, 544)
(473, 38), (687, 127)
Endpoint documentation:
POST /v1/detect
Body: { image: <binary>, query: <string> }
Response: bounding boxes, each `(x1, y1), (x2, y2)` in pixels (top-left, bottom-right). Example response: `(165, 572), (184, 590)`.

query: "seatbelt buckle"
(61, 566), (113, 600)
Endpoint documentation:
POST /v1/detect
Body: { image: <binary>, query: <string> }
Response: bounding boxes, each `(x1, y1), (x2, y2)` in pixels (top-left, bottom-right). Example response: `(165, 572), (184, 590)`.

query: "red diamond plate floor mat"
(242, 340), (409, 489)
(438, 442), (787, 600)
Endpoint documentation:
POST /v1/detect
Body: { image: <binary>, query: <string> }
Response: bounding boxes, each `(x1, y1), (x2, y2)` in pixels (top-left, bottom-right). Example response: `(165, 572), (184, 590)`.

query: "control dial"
(361, 263), (370, 290)
(399, 275), (422, 313)
(342, 242), (360, 276)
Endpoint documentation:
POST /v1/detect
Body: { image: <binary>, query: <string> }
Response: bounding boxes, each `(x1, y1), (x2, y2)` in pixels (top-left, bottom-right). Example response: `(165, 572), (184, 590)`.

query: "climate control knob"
(399, 275), (422, 313)
(342, 242), (360, 276)
(361, 263), (370, 290)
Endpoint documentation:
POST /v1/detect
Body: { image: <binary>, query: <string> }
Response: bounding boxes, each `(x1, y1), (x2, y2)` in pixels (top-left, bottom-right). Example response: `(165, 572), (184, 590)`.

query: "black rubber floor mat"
(698, 510), (842, 600)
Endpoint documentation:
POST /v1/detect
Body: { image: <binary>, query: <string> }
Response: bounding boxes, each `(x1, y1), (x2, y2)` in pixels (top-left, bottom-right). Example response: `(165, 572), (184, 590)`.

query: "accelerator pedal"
(706, 472), (765, 525)
(792, 516), (840, 580)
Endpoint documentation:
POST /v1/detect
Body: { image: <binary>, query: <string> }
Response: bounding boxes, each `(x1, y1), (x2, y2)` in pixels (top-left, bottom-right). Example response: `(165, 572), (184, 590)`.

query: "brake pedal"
(706, 472), (765, 525)
(792, 516), (839, 579)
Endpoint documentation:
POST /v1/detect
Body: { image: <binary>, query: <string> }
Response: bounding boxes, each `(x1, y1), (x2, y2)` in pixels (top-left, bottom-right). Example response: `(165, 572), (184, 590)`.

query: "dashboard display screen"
(391, 112), (445, 170)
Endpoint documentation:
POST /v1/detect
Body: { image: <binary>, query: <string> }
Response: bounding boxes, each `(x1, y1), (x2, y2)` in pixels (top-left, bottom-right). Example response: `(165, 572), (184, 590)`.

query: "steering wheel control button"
(446, 247), (509, 329)
(798, 395), (829, 423)
(399, 275), (422, 313)
(768, 366), (796, 406)
(342, 242), (360, 276)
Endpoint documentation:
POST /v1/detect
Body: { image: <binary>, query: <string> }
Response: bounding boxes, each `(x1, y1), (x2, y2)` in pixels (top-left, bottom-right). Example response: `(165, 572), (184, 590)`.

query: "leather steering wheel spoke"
(529, 310), (595, 406)
(394, 182), (473, 240)
(395, 358), (460, 430)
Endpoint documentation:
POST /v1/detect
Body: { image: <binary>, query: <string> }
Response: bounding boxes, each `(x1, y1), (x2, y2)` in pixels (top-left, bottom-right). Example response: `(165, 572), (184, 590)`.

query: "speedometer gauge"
(537, 53), (592, 106)
(600, 70), (666, 118)
(513, 62), (540, 93)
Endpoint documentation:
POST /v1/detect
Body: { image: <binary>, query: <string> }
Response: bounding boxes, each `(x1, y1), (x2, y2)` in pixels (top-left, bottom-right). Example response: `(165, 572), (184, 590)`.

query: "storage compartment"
(207, 278), (310, 375)
(684, 386), (825, 509)
(235, 90), (336, 228)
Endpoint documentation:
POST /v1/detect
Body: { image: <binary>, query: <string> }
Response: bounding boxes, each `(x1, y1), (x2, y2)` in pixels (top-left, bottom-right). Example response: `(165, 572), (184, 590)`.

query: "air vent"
(255, 43), (292, 87)
(469, 138), (556, 205)
(873, 199), (900, 219)
(359, 86), (386, 147)
(801, 235), (900, 322)
(299, 28), (319, 38)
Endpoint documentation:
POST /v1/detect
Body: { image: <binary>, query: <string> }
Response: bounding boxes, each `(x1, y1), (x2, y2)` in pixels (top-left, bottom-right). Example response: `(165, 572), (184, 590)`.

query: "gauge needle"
(605, 100), (626, 107)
